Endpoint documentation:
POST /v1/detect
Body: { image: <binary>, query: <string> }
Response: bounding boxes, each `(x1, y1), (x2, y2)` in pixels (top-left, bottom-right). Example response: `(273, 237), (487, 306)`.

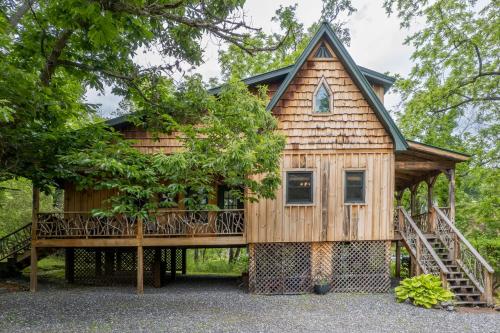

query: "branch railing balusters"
(397, 207), (450, 286)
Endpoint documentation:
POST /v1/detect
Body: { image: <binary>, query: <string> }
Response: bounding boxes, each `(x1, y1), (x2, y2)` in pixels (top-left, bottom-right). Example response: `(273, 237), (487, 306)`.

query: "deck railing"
(37, 212), (137, 238)
(397, 207), (450, 282)
(36, 210), (245, 239)
(144, 209), (245, 237)
(0, 223), (32, 261)
(433, 205), (494, 304)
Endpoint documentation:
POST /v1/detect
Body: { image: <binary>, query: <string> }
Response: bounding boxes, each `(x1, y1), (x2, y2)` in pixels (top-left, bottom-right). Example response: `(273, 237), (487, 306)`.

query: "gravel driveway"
(0, 276), (498, 333)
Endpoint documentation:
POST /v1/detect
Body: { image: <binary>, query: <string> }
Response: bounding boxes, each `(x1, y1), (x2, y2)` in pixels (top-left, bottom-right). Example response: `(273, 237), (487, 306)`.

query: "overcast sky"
(87, 0), (417, 118)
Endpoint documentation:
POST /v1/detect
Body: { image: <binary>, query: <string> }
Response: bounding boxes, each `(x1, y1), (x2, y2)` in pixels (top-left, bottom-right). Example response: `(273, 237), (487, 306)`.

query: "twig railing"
(0, 223), (32, 261)
(397, 207), (449, 284)
(144, 209), (245, 237)
(37, 212), (137, 238)
(411, 212), (431, 233)
(36, 210), (245, 239)
(433, 205), (494, 304)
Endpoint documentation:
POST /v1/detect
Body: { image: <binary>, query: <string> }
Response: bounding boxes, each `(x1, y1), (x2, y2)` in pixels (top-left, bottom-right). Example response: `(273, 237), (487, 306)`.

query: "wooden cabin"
(13, 23), (492, 304)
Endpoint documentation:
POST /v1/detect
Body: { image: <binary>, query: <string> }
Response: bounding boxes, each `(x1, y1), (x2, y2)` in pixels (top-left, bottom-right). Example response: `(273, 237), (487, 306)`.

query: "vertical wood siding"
(247, 151), (394, 242)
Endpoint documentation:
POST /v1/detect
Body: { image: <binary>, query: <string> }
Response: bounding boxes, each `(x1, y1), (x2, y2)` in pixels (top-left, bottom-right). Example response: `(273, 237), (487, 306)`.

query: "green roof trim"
(208, 64), (395, 95)
(266, 22), (408, 151)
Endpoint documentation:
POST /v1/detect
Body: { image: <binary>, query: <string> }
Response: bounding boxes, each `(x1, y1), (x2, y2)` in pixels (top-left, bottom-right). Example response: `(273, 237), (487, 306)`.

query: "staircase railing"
(397, 207), (450, 286)
(433, 205), (494, 304)
(0, 223), (32, 261)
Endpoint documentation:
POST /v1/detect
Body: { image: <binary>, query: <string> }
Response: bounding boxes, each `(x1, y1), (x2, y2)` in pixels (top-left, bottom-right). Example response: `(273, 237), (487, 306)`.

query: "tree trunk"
(194, 248), (199, 263)
(9, 0), (35, 28)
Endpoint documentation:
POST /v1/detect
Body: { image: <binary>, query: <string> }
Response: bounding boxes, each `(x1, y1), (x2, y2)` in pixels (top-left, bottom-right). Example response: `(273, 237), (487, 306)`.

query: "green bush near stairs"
(395, 274), (454, 309)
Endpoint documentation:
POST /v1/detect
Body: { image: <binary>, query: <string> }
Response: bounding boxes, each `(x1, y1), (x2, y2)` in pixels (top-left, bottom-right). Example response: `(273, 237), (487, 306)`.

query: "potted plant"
(314, 278), (330, 295)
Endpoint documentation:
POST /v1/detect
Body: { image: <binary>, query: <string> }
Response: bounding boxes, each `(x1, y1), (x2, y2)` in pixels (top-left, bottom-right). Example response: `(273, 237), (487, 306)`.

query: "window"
(286, 172), (313, 204)
(313, 78), (332, 113)
(345, 171), (365, 203)
(314, 42), (333, 58)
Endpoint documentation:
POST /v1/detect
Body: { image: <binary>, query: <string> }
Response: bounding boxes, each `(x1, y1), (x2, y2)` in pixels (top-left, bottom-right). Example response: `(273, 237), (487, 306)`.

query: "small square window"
(286, 172), (313, 204)
(345, 171), (365, 203)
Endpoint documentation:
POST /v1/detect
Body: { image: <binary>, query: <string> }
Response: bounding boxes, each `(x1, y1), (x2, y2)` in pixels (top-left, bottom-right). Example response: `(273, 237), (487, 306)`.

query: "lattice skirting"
(249, 241), (390, 294)
(69, 248), (183, 286)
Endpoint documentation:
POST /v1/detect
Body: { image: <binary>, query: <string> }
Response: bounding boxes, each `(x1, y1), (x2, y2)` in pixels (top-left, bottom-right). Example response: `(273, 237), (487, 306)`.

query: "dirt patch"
(457, 306), (499, 314)
(0, 280), (28, 292)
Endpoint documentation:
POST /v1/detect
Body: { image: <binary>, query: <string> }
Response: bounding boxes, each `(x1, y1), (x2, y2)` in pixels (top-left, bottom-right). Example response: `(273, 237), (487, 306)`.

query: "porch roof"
(395, 140), (469, 191)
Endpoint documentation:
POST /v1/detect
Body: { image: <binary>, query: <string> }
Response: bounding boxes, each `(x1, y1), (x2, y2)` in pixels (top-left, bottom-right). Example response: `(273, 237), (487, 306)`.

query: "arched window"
(313, 78), (332, 113)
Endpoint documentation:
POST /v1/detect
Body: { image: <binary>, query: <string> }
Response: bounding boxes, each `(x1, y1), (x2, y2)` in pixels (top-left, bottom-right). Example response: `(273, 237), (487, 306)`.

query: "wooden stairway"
(426, 236), (486, 307)
(396, 206), (495, 307)
(0, 222), (53, 277)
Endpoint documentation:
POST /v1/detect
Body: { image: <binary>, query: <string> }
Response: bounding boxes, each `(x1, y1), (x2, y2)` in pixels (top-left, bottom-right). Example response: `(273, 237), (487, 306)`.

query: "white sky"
(87, 0), (416, 118)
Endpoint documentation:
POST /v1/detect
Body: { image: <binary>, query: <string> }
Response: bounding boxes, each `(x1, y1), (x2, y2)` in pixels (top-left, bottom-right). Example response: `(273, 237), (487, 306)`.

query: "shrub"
(395, 274), (454, 309)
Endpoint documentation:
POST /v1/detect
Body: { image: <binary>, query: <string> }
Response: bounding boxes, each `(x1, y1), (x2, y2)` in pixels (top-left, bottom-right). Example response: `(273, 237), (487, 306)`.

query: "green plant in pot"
(395, 274), (454, 309)
(314, 277), (330, 295)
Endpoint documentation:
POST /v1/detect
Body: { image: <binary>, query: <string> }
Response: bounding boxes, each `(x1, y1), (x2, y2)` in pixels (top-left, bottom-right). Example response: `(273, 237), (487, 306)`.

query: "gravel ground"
(0, 276), (498, 333)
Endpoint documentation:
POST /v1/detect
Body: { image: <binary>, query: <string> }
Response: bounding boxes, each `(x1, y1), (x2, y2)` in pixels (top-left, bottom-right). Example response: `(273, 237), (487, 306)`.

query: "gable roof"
(267, 22), (408, 151)
(106, 22), (407, 151)
(208, 64), (395, 95)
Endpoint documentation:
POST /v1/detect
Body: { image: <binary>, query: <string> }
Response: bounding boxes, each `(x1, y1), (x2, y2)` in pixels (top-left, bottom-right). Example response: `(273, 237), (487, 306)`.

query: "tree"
(0, 0), (290, 214)
(218, 0), (356, 79)
(384, 1), (499, 239)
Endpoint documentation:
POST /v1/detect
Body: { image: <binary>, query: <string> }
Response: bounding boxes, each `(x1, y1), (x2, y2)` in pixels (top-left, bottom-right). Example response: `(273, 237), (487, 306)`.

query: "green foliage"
(0, 178), (57, 237)
(218, 1), (356, 79)
(60, 79), (285, 216)
(385, 0), (499, 271)
(395, 274), (454, 309)
(187, 249), (248, 275)
(0, 0), (289, 215)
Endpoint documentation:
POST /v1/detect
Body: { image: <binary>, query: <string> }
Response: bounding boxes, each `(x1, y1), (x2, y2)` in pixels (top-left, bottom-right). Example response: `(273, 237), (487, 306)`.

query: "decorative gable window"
(313, 77), (333, 113)
(314, 42), (333, 58)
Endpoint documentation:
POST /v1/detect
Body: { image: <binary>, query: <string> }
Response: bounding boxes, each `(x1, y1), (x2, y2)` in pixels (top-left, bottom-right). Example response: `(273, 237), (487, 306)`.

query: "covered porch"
(393, 140), (494, 305)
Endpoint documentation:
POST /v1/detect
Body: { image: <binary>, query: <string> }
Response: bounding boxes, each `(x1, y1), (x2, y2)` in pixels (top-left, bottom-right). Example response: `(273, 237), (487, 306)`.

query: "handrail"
(433, 205), (494, 304)
(434, 205), (494, 273)
(0, 222), (32, 261)
(0, 222), (31, 241)
(398, 207), (450, 275)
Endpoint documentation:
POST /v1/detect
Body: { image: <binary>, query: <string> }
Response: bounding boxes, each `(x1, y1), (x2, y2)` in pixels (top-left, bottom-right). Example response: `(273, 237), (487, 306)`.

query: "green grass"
(23, 254), (66, 281)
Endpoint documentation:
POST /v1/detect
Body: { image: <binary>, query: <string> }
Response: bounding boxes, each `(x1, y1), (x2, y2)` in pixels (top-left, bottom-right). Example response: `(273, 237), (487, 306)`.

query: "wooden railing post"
(30, 186), (39, 292)
(483, 268), (494, 305)
(136, 216), (144, 295)
(395, 240), (401, 278)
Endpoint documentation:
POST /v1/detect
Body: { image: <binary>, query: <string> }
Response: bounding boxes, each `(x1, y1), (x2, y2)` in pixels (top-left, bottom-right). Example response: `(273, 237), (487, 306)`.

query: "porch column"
(137, 217), (144, 295)
(445, 168), (456, 223)
(410, 184), (418, 217)
(181, 248), (187, 275)
(426, 176), (437, 232)
(395, 240), (401, 278)
(170, 247), (177, 281)
(65, 248), (75, 283)
(30, 186), (39, 292)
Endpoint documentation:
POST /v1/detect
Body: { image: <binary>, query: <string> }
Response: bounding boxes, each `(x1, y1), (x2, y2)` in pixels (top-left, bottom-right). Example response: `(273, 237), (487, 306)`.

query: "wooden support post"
(30, 186), (39, 292)
(395, 241), (401, 278)
(181, 248), (187, 275)
(104, 250), (114, 276)
(170, 247), (177, 281)
(410, 185), (418, 217)
(153, 248), (161, 288)
(95, 249), (103, 277)
(426, 176), (437, 233)
(415, 237), (422, 275)
(483, 268), (494, 305)
(65, 248), (75, 283)
(445, 168), (456, 223)
(137, 217), (144, 294)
